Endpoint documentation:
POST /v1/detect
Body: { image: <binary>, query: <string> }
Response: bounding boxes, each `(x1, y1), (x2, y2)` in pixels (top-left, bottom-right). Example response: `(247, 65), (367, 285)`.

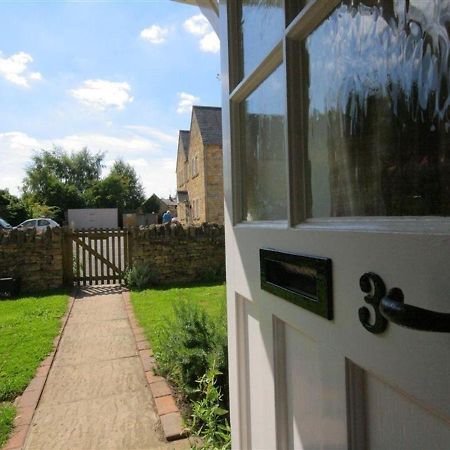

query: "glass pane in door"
(299, 0), (450, 218)
(239, 0), (284, 79)
(240, 65), (287, 222)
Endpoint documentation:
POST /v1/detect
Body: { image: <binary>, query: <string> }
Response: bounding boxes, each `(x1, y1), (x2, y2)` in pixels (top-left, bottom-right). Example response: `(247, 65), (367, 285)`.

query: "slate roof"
(192, 106), (222, 146)
(179, 130), (190, 161)
(160, 197), (177, 207)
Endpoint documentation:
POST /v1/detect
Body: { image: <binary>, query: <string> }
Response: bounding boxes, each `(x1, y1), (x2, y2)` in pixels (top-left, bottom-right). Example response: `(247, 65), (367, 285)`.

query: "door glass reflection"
(241, 65), (287, 222)
(302, 0), (450, 217)
(239, 0), (284, 79)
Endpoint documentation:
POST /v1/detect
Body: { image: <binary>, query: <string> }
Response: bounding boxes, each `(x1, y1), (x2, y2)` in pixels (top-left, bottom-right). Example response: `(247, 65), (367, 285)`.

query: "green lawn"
(131, 283), (226, 353)
(0, 292), (68, 447)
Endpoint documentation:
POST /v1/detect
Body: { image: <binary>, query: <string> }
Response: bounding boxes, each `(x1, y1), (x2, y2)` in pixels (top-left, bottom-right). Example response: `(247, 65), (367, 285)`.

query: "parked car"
(15, 218), (60, 231)
(0, 218), (12, 229)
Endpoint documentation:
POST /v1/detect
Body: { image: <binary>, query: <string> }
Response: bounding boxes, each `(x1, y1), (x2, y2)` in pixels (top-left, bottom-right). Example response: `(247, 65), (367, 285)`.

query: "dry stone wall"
(129, 223), (225, 285)
(0, 223), (225, 293)
(0, 227), (64, 292)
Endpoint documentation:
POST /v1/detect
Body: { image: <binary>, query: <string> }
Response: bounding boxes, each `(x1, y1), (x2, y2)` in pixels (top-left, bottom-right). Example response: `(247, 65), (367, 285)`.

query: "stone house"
(176, 106), (223, 225)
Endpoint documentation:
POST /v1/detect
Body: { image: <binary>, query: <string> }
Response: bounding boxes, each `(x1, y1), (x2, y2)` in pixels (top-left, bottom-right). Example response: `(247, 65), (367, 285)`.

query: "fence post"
(62, 227), (74, 286)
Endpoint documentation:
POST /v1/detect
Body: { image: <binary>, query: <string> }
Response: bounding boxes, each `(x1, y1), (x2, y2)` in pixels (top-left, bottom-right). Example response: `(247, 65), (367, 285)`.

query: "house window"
(191, 156), (199, 177)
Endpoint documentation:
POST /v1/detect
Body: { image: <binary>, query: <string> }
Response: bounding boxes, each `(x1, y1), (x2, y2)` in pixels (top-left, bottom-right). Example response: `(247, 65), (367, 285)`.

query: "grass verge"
(0, 404), (15, 448)
(131, 283), (226, 355)
(0, 291), (68, 446)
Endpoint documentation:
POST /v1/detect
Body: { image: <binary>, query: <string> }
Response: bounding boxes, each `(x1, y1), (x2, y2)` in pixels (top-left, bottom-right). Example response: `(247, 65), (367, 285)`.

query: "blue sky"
(0, 0), (221, 198)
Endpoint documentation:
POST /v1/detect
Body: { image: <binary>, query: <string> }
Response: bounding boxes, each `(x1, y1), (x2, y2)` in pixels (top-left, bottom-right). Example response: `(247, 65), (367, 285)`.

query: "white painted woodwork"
(221, 1), (450, 449)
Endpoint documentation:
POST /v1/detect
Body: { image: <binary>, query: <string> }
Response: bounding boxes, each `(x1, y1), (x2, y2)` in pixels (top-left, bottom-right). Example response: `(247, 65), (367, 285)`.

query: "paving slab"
(24, 287), (183, 450)
(62, 319), (133, 340)
(54, 334), (137, 367)
(26, 391), (165, 450)
(38, 357), (148, 407)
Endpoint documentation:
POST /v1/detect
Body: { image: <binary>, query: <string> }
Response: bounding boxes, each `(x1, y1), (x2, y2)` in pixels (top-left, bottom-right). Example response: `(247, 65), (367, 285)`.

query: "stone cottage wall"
(186, 113), (207, 225)
(0, 227), (64, 292)
(129, 223), (225, 285)
(205, 143), (224, 224)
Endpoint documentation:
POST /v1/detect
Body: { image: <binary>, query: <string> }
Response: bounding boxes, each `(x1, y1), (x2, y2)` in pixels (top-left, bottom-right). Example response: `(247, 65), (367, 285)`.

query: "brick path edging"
(3, 291), (77, 450)
(121, 289), (188, 442)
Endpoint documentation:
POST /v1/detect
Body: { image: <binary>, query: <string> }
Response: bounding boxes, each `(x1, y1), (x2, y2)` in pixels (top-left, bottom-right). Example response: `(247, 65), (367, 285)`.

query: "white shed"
(67, 208), (118, 230)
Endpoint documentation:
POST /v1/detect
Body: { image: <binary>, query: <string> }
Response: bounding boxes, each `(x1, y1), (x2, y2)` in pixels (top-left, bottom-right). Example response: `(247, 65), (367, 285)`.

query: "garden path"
(23, 286), (190, 450)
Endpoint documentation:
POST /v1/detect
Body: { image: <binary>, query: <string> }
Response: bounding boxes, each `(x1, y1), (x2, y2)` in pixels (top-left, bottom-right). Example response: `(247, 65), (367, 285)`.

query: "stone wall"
(0, 227), (64, 292)
(205, 143), (224, 225)
(129, 223), (225, 285)
(186, 112), (207, 225)
(0, 224), (225, 293)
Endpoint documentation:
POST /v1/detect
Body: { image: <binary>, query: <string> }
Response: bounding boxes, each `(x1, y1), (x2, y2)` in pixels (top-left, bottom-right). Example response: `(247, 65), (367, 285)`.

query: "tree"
(85, 174), (129, 209)
(22, 148), (146, 221)
(0, 190), (28, 226)
(23, 147), (105, 222)
(108, 160), (145, 210)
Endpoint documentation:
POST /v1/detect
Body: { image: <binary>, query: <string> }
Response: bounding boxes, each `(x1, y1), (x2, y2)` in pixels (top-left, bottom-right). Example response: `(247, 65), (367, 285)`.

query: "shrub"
(123, 264), (158, 290)
(190, 360), (231, 450)
(196, 264), (226, 283)
(156, 301), (219, 397)
(156, 300), (231, 449)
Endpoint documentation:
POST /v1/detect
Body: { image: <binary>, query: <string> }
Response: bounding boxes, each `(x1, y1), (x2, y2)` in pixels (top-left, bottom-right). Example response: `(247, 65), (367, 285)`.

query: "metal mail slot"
(260, 248), (333, 320)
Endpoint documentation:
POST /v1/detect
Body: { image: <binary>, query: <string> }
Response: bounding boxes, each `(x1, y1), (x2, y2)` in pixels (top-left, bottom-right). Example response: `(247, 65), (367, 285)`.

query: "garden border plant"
(131, 284), (230, 450)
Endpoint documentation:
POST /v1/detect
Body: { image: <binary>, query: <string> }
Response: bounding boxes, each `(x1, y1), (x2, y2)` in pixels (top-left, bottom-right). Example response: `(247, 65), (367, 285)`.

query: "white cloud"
(200, 32), (220, 54)
(0, 131), (41, 194)
(0, 127), (177, 198)
(29, 72), (42, 81)
(140, 24), (169, 44)
(0, 51), (43, 88)
(177, 92), (200, 114)
(125, 126), (178, 145)
(183, 14), (220, 54)
(70, 79), (133, 110)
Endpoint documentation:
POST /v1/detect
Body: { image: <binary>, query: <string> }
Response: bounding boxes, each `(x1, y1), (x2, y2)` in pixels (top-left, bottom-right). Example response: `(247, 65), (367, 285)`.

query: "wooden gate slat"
(69, 227), (129, 286)
(106, 229), (111, 284)
(123, 229), (128, 274)
(99, 230), (105, 285)
(111, 230), (117, 284)
(118, 230), (123, 283)
(82, 232), (86, 286)
(88, 232), (93, 285)
(75, 236), (80, 285)
(73, 237), (121, 274)
(94, 236), (98, 285)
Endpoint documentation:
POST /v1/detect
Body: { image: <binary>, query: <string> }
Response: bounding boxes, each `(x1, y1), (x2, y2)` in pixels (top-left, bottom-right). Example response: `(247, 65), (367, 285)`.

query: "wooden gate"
(65, 229), (131, 286)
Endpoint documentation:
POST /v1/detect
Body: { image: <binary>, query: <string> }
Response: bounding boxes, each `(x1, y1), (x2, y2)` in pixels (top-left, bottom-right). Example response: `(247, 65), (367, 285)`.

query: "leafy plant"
(190, 360), (231, 450)
(123, 264), (158, 290)
(156, 301), (217, 397)
(196, 264), (226, 283)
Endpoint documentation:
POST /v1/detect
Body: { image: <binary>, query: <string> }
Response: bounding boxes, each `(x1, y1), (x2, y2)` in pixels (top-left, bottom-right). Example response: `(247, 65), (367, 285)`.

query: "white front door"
(221, 1), (450, 449)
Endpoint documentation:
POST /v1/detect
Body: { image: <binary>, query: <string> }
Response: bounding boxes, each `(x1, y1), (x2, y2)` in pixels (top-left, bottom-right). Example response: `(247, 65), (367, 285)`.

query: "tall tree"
(23, 147), (105, 222)
(108, 160), (145, 210)
(85, 174), (128, 209)
(0, 190), (28, 226)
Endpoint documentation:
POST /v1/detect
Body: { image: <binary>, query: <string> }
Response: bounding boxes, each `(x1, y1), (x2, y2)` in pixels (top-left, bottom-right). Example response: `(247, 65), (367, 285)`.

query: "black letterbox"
(260, 248), (333, 320)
